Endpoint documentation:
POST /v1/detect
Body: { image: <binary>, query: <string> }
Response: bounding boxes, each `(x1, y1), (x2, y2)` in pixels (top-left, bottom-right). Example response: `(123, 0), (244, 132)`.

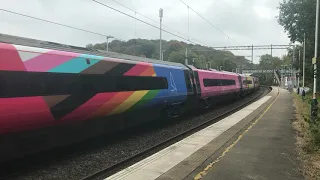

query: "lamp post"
(281, 65), (285, 87)
(292, 45), (295, 84)
(311, 0), (320, 120)
(207, 62), (211, 70)
(303, 33), (306, 88)
(288, 64), (292, 88)
(298, 50), (301, 87)
(162, 50), (165, 61)
(106, 36), (114, 52)
(192, 58), (196, 66)
(159, 8), (163, 61)
(185, 48), (188, 65)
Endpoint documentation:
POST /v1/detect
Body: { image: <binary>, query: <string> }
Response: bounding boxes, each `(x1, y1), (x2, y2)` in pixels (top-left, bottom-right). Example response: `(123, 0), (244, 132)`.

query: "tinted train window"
(0, 71), (168, 98)
(243, 80), (252, 84)
(203, 79), (235, 87)
(204, 79), (219, 87)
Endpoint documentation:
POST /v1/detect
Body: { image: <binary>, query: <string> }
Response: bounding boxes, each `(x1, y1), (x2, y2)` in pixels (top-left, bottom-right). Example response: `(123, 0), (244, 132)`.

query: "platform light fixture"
(106, 35), (114, 52)
(159, 8), (163, 61)
(311, 0), (319, 121)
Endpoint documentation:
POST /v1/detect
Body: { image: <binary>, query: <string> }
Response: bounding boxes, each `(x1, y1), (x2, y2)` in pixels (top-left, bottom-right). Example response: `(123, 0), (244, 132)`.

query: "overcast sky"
(0, 0), (290, 63)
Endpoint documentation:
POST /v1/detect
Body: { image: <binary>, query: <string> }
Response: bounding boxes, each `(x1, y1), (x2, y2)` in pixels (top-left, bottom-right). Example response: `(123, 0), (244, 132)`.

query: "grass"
(292, 92), (320, 180)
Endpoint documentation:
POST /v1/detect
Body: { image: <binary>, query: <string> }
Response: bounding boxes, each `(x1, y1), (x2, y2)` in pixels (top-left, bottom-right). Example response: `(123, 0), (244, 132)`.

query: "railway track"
(81, 87), (270, 180)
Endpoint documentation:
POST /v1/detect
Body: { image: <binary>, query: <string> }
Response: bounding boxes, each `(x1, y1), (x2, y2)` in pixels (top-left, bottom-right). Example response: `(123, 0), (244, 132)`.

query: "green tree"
(167, 41), (184, 52)
(258, 54), (283, 69)
(259, 54), (273, 69)
(168, 51), (184, 64)
(137, 44), (156, 58)
(281, 55), (292, 65)
(194, 55), (207, 69)
(86, 38), (253, 71)
(278, 0), (316, 43)
(86, 44), (94, 49)
(278, 0), (318, 87)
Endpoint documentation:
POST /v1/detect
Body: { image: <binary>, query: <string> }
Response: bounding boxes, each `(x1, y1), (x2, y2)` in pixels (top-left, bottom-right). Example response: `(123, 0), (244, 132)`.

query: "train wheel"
(202, 98), (212, 109)
(161, 104), (183, 119)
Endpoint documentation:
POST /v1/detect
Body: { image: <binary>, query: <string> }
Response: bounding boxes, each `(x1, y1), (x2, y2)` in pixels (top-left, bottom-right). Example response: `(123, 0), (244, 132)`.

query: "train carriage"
(237, 73), (247, 96)
(186, 68), (242, 107)
(0, 43), (193, 134)
(253, 76), (260, 90)
(0, 34), (196, 162)
(246, 75), (254, 91)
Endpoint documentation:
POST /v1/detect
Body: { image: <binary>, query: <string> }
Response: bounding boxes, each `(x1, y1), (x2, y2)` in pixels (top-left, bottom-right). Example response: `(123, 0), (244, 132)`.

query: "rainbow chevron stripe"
(0, 43), (188, 133)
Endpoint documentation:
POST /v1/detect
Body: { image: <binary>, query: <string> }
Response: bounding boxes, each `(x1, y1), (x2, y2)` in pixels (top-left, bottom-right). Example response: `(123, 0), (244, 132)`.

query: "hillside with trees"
(86, 39), (294, 86)
(86, 39), (255, 71)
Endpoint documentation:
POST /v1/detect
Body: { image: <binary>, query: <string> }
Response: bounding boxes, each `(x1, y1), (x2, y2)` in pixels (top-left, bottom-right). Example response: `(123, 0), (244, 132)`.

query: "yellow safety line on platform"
(194, 88), (280, 180)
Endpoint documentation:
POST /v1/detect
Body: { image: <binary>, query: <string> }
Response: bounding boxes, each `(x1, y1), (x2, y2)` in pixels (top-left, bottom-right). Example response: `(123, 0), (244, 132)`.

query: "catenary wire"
(0, 8), (124, 42)
(179, 0), (241, 45)
(110, 0), (206, 45)
(92, 0), (199, 44)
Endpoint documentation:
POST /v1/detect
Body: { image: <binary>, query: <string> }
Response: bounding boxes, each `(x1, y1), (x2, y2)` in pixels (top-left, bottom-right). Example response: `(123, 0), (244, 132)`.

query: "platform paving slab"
(187, 88), (303, 180)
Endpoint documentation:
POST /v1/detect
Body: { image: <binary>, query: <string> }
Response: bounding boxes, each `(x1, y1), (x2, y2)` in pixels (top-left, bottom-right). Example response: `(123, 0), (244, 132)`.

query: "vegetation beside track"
(293, 92), (320, 180)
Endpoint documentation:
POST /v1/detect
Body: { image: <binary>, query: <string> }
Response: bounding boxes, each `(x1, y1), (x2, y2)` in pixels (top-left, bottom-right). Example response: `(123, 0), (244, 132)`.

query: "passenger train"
(0, 34), (259, 161)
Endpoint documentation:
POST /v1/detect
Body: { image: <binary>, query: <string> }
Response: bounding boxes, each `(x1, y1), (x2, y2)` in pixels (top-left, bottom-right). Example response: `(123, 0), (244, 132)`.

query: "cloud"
(0, 0), (289, 63)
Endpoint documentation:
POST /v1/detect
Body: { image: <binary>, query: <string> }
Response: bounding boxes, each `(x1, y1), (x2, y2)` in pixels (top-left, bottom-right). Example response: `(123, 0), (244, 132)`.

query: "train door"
(243, 76), (248, 94)
(184, 70), (196, 96)
(183, 69), (198, 110)
(238, 75), (243, 93)
(218, 74), (223, 96)
(192, 70), (202, 98)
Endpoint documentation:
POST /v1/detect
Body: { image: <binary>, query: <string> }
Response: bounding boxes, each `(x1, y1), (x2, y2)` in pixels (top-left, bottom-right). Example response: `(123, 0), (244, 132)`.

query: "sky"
(0, 0), (290, 64)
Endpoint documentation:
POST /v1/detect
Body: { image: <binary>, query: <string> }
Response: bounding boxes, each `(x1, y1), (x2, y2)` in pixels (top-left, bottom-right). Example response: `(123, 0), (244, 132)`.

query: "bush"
(310, 120), (320, 149)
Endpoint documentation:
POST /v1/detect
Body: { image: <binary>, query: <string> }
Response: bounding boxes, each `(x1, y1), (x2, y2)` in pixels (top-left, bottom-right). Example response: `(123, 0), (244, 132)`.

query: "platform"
(105, 87), (303, 180)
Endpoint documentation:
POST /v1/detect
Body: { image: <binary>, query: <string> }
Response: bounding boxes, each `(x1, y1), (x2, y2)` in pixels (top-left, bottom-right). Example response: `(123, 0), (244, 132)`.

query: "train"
(0, 33), (260, 162)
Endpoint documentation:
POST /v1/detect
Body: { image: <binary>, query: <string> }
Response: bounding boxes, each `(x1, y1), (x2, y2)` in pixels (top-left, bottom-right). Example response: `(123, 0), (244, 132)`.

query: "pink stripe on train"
(23, 50), (79, 72)
(59, 92), (117, 122)
(0, 43), (26, 71)
(0, 97), (55, 134)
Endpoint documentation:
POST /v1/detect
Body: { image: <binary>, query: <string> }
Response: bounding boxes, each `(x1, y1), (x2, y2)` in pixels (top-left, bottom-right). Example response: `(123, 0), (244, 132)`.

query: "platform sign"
(285, 77), (288, 87)
(312, 57), (317, 64)
(242, 69), (293, 74)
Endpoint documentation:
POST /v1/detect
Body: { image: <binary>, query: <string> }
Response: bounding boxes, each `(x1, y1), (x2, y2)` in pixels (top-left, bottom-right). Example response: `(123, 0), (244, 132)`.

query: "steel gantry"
(191, 44), (294, 64)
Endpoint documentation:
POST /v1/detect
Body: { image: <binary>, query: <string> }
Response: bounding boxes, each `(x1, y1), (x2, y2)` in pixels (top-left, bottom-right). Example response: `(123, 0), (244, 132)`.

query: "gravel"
(8, 88), (268, 180)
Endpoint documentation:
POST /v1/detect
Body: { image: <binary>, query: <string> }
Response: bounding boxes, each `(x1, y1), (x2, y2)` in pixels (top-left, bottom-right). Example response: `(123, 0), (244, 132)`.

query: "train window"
(86, 59), (91, 64)
(203, 79), (235, 87)
(225, 80), (235, 85)
(0, 71), (168, 98)
(243, 80), (252, 84)
(204, 79), (218, 87)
